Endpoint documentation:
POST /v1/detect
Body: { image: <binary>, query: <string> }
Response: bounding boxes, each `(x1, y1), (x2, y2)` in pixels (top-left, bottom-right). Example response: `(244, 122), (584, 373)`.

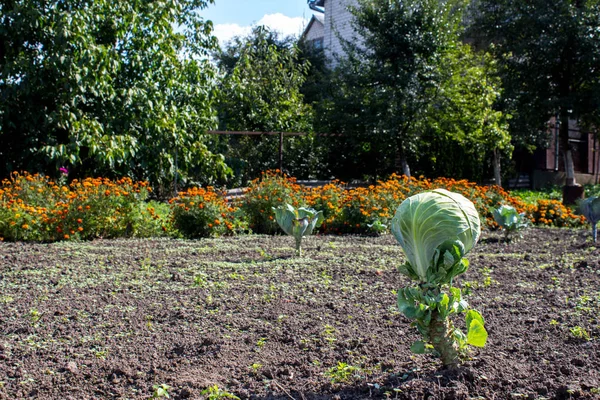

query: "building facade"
(304, 0), (358, 62)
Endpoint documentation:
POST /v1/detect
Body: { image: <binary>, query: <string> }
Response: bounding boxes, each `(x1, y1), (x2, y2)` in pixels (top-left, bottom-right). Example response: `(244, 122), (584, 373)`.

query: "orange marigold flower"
(77, 219), (82, 224)
(22, 224), (29, 229)
(64, 234), (70, 239)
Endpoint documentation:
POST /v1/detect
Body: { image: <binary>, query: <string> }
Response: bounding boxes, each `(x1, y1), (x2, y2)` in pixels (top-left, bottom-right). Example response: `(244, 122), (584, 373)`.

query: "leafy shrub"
(241, 170), (305, 234)
(304, 182), (345, 231)
(60, 177), (151, 239)
(169, 187), (242, 238)
(525, 200), (585, 228)
(130, 201), (174, 238)
(0, 172), (156, 241)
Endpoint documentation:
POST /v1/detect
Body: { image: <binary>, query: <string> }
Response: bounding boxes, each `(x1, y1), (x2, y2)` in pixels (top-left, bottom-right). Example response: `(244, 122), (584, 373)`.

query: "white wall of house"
(324, 0), (358, 62)
(304, 16), (325, 42)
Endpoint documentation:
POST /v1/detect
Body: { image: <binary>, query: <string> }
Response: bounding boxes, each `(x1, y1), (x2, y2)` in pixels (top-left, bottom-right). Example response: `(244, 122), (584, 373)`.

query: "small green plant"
(201, 385), (240, 400)
(493, 205), (528, 241)
(391, 189), (487, 368)
(570, 326), (591, 340)
(193, 273), (209, 288)
(272, 204), (323, 256)
(325, 362), (360, 383)
(580, 196), (600, 242)
(367, 219), (388, 235)
(28, 308), (42, 324)
(256, 337), (267, 348)
(151, 383), (170, 398)
(249, 363), (263, 373)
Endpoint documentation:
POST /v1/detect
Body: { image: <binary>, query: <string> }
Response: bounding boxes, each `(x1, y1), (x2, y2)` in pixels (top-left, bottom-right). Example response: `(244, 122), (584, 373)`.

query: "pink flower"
(59, 167), (69, 175)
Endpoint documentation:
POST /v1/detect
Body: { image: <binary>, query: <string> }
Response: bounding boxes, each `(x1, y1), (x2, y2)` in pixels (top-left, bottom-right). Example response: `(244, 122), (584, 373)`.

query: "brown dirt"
(1, 228), (599, 399)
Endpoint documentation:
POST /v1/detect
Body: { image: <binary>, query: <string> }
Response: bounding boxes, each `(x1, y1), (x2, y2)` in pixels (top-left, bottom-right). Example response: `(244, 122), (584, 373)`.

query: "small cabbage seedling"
(272, 204), (323, 256)
(580, 196), (600, 242)
(391, 189), (487, 368)
(367, 220), (387, 235)
(493, 205), (528, 241)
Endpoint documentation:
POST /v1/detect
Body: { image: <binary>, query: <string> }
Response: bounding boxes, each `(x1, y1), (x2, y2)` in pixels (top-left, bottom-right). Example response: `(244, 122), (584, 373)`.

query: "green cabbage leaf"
(391, 189), (481, 284)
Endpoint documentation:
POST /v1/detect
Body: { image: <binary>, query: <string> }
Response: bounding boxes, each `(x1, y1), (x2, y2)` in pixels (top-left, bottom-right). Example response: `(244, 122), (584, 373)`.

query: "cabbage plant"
(272, 204), (323, 256)
(580, 196), (600, 242)
(493, 205), (528, 241)
(391, 189), (487, 368)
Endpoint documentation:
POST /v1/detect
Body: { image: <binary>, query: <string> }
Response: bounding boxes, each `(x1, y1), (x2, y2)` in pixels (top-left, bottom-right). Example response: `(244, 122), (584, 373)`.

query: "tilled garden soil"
(1, 228), (600, 399)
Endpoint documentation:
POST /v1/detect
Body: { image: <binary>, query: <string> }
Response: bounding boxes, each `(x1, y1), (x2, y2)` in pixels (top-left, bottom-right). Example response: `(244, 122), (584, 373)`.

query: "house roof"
(301, 13), (325, 39)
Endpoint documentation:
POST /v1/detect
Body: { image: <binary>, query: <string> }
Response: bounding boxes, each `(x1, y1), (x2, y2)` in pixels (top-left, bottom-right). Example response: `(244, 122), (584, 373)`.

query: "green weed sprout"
(493, 204), (528, 241)
(272, 204), (323, 256)
(580, 197), (600, 242)
(151, 384), (170, 398)
(391, 189), (487, 368)
(367, 219), (388, 235)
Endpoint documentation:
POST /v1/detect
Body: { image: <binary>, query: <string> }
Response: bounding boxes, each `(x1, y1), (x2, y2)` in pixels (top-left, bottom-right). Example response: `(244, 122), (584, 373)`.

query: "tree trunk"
(493, 148), (502, 187)
(560, 110), (575, 186)
(395, 137), (411, 177)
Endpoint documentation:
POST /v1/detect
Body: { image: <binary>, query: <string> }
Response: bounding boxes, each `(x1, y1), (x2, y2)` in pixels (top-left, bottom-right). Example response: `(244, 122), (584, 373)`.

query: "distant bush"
(0, 172), (164, 241)
(240, 170), (305, 234)
(169, 187), (244, 238)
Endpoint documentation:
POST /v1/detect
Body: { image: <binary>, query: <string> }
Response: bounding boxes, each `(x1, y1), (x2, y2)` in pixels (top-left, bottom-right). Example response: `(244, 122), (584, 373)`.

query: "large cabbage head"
(581, 196), (600, 242)
(581, 197), (600, 225)
(391, 189), (481, 284)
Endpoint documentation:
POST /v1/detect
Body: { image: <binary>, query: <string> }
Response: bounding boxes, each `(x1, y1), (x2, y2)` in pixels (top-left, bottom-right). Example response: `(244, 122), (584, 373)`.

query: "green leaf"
(397, 289), (417, 319)
(466, 315), (488, 348)
(466, 309), (485, 327)
(410, 341), (426, 354)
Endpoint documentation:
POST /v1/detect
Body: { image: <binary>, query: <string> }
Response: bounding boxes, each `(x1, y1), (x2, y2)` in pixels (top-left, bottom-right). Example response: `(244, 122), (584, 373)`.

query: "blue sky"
(201, 0), (314, 44)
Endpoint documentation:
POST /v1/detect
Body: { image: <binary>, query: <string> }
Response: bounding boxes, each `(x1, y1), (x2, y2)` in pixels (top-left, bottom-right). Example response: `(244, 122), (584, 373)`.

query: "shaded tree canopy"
(471, 0), (600, 185)
(0, 0), (228, 192)
(212, 26), (316, 185)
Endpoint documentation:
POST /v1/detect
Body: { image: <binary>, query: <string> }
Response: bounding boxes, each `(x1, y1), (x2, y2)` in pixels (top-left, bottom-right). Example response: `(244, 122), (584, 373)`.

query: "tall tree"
(338, 0), (467, 177)
(0, 0), (226, 192)
(214, 26), (315, 184)
(426, 44), (512, 186)
(472, 0), (600, 187)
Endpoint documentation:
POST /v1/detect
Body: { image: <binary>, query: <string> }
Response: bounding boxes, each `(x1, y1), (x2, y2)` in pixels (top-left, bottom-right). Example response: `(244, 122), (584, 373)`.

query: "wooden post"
(279, 132), (284, 172)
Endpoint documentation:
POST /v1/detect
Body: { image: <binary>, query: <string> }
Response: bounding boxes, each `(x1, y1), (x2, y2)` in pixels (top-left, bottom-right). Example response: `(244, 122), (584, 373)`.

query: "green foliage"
(214, 26), (315, 185)
(472, 0), (600, 184)
(422, 44), (512, 185)
(493, 205), (529, 241)
(391, 189), (486, 368)
(329, 0), (467, 177)
(325, 362), (360, 384)
(272, 204), (323, 256)
(0, 0), (228, 192)
(170, 187), (243, 238)
(367, 220), (388, 236)
(151, 384), (170, 399)
(200, 385), (239, 400)
(240, 171), (305, 234)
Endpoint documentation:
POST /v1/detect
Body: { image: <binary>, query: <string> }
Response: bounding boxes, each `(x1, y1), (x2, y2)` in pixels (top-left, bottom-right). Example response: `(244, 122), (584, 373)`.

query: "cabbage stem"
(429, 309), (459, 369)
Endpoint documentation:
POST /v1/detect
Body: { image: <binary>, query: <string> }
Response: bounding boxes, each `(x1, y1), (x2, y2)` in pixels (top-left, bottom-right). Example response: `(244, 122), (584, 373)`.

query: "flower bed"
(0, 171), (587, 241)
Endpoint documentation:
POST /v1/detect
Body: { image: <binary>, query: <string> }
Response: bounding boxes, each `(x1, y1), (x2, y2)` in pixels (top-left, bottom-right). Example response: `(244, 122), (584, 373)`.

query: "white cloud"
(213, 13), (309, 46)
